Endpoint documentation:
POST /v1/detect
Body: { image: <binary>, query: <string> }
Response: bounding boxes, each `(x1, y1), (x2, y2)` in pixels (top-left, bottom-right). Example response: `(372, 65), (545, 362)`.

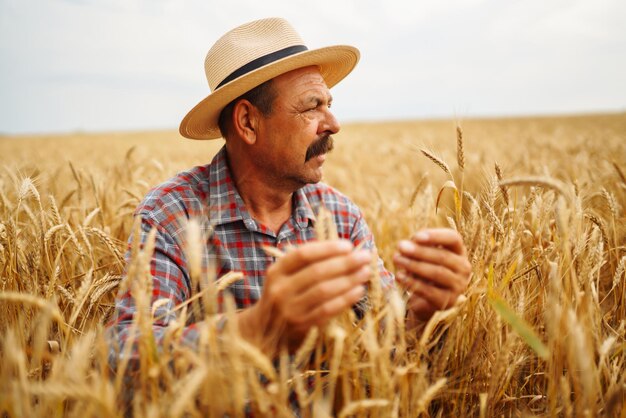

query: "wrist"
(236, 305), (276, 357)
(236, 305), (258, 342)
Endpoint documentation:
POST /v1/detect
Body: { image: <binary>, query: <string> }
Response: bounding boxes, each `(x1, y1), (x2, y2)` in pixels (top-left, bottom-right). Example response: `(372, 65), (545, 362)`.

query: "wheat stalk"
(499, 176), (573, 202)
(456, 126), (465, 171)
(338, 399), (390, 418)
(420, 148), (451, 176)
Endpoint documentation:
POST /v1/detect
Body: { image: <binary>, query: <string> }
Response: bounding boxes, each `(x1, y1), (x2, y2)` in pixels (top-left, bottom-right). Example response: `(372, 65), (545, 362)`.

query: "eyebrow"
(303, 93), (333, 107)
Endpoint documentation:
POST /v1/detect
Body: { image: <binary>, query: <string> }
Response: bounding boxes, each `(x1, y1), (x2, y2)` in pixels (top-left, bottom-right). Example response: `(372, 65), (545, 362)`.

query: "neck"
(225, 147), (294, 233)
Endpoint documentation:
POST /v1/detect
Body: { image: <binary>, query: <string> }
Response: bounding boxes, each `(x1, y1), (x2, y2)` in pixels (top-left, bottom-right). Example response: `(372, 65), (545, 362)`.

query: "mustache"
(305, 135), (334, 162)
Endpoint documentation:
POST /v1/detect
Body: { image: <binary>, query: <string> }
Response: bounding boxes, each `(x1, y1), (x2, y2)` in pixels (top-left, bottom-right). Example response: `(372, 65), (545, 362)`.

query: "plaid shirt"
(110, 146), (392, 354)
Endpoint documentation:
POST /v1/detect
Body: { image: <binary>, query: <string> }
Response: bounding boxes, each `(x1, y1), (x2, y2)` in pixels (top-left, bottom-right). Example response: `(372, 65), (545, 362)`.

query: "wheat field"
(1, 113), (625, 417)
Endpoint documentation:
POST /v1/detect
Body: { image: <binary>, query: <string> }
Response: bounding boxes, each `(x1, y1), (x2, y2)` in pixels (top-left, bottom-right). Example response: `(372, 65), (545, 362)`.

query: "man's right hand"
(236, 240), (371, 356)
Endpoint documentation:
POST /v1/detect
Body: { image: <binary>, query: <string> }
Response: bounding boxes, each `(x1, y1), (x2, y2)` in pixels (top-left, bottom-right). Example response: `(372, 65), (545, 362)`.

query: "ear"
(232, 100), (260, 145)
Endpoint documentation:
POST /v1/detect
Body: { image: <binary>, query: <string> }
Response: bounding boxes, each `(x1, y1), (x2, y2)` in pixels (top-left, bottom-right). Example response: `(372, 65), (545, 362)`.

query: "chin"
(291, 170), (323, 188)
(308, 168), (324, 184)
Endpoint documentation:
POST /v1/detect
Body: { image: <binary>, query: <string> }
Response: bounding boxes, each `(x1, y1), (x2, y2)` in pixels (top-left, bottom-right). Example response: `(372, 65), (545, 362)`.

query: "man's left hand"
(393, 228), (471, 322)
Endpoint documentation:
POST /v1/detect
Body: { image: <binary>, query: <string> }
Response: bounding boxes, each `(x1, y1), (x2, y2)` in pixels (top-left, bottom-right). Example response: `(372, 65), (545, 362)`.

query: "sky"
(0, 0), (624, 134)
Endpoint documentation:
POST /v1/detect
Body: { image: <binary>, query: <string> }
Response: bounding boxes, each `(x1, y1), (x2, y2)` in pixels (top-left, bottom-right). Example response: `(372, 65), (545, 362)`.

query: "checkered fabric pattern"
(109, 146), (393, 357)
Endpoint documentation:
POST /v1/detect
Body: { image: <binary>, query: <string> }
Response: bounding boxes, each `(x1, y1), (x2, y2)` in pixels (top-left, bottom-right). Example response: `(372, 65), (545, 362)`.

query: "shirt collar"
(208, 147), (254, 228)
(293, 186), (316, 230)
(208, 146), (317, 230)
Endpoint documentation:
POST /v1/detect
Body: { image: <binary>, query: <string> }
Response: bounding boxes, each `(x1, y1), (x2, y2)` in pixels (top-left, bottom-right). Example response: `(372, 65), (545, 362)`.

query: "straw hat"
(179, 17), (360, 140)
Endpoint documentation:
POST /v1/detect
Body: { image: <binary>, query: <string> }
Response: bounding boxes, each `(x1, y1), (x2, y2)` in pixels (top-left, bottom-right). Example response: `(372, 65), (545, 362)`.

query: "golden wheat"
(0, 113), (624, 417)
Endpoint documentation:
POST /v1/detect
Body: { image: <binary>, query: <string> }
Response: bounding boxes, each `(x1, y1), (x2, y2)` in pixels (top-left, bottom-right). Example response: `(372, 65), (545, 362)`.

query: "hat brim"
(179, 45), (360, 140)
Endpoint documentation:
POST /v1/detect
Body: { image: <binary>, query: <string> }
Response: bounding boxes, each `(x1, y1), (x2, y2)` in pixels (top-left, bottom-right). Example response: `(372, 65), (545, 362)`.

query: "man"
(111, 18), (471, 359)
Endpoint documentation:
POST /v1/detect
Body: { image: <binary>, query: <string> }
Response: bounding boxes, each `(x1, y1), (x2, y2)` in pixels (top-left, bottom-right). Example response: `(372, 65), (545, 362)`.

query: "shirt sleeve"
(107, 213), (202, 369)
(349, 210), (395, 290)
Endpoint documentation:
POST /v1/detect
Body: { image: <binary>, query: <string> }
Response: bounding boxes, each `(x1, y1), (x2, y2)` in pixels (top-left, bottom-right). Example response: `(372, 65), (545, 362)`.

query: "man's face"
(253, 66), (340, 189)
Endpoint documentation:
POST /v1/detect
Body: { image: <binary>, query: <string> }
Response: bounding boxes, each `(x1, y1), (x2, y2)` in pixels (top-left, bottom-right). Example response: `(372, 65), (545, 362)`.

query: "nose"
(322, 107), (340, 135)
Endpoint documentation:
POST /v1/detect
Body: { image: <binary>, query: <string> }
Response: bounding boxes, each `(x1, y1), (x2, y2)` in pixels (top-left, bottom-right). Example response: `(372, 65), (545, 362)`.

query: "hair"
(217, 79), (276, 139)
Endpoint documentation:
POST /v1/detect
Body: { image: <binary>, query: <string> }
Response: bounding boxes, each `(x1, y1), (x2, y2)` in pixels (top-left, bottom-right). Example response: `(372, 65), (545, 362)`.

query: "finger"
(288, 265), (371, 315)
(277, 239), (354, 274)
(412, 228), (467, 256)
(393, 254), (465, 291)
(396, 273), (439, 321)
(288, 249), (371, 295)
(396, 240), (472, 276)
(403, 276), (458, 310)
(295, 285), (366, 327)
(406, 295), (435, 321)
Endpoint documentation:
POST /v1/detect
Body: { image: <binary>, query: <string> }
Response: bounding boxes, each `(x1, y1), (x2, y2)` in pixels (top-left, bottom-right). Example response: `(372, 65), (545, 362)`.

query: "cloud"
(0, 0), (624, 133)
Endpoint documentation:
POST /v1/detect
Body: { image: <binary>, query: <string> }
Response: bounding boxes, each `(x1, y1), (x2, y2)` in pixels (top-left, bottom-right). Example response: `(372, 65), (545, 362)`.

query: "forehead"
(271, 66), (330, 99)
